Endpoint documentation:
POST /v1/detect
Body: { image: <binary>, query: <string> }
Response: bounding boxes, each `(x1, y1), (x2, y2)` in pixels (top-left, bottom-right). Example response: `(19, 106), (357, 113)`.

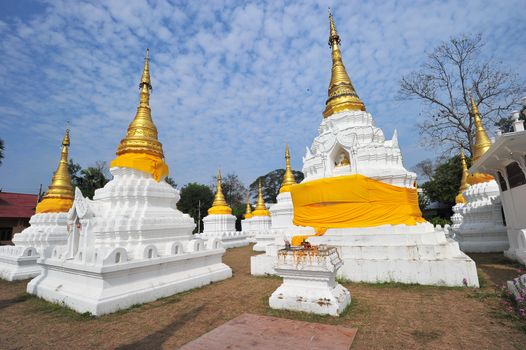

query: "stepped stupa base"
(455, 230), (509, 253)
(0, 246), (40, 281)
(252, 223), (479, 287)
(28, 240), (231, 316)
(198, 232), (249, 249)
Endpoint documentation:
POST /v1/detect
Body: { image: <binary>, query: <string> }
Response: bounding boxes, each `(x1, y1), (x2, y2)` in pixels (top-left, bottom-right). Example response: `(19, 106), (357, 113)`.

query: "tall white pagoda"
(27, 50), (232, 315)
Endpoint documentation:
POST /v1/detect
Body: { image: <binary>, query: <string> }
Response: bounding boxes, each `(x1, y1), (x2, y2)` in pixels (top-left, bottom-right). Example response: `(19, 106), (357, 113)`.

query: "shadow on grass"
(115, 304), (206, 350)
(0, 292), (32, 311)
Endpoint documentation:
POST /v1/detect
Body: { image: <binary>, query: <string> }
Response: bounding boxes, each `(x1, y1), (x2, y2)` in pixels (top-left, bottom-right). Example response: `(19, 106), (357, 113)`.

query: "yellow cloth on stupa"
(110, 153), (168, 182)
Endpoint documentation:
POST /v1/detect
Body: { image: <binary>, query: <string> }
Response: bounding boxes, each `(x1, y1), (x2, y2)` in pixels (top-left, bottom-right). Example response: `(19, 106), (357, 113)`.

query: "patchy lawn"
(0, 246), (525, 349)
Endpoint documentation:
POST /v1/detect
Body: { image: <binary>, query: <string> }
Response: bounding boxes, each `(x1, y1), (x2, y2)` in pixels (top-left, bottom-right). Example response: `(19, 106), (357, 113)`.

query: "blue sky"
(0, 0), (525, 193)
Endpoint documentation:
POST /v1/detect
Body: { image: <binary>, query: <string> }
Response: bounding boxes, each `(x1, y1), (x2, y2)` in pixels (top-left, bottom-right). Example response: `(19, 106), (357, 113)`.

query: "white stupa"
(253, 12), (479, 287)
(27, 51), (232, 315)
(200, 171), (248, 248)
(248, 180), (272, 251)
(451, 97), (509, 252)
(0, 129), (73, 281)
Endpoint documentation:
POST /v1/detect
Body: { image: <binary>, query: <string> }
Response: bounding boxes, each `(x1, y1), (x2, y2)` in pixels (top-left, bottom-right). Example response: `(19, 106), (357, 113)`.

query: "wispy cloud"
(0, 0), (524, 193)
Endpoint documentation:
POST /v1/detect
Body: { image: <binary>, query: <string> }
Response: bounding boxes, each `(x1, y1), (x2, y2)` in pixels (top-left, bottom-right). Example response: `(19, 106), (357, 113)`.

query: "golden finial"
(208, 169), (232, 215)
(35, 128), (74, 213)
(455, 150), (469, 204)
(252, 179), (270, 216)
(323, 9), (365, 118)
(244, 193), (253, 219)
(279, 144), (297, 193)
(115, 49), (164, 159)
(469, 94), (492, 163)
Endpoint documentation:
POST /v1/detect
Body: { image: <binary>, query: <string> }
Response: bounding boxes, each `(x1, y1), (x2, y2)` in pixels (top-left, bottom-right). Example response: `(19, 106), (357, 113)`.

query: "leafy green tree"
(421, 155), (470, 207)
(165, 176), (177, 189)
(67, 159), (109, 199)
(249, 169), (304, 203)
(177, 183), (214, 233)
(0, 138), (4, 166)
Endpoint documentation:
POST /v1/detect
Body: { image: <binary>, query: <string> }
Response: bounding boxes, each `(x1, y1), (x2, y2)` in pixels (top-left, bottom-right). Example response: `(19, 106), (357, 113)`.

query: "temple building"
(27, 50), (232, 315)
(451, 97), (509, 253)
(252, 11), (478, 287)
(200, 170), (248, 248)
(0, 129), (73, 281)
(470, 107), (526, 264)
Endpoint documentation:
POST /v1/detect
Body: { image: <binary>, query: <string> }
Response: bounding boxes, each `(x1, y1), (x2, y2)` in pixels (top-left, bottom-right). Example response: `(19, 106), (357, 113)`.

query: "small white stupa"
(0, 129), (73, 281)
(241, 195), (257, 242)
(450, 151), (470, 234)
(200, 170), (248, 248)
(253, 11), (478, 287)
(249, 180), (272, 251)
(27, 50), (232, 315)
(451, 97), (509, 253)
(251, 145), (314, 275)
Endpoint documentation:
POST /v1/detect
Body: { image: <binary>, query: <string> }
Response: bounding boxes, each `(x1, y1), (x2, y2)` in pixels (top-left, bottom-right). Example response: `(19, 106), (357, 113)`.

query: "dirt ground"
(0, 245), (525, 350)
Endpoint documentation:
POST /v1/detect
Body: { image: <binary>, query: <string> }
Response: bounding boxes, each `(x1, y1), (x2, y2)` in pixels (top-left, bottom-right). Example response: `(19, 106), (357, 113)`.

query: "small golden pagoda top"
(323, 9), (365, 118)
(208, 170), (232, 215)
(455, 150), (470, 204)
(244, 193), (253, 219)
(470, 95), (492, 163)
(115, 49), (164, 159)
(279, 144), (297, 193)
(35, 128), (74, 213)
(252, 180), (270, 217)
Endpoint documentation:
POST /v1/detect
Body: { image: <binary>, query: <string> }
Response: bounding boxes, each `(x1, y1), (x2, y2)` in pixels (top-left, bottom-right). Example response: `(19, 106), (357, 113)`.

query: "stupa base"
(27, 247), (232, 316)
(454, 229), (509, 253)
(0, 246), (40, 281)
(198, 232), (249, 249)
(252, 223), (479, 287)
(253, 234), (277, 251)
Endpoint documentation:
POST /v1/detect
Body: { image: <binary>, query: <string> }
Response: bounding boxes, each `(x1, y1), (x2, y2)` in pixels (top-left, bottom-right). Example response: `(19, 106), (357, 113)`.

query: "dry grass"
(0, 246), (525, 349)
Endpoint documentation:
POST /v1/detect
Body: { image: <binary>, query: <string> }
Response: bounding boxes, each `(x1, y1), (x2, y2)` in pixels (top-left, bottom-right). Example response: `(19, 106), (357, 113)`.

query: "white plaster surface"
(201, 214), (249, 248)
(269, 246), (351, 316)
(27, 168), (232, 315)
(0, 212), (69, 281)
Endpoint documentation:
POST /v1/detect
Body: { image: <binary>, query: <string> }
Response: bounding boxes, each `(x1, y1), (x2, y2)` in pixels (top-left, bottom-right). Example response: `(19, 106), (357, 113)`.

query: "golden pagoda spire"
(208, 170), (232, 215)
(469, 95), (492, 163)
(110, 49), (169, 182)
(115, 49), (164, 159)
(244, 193), (253, 219)
(35, 129), (74, 213)
(323, 9), (365, 118)
(455, 151), (470, 204)
(279, 144), (297, 193)
(252, 179), (270, 216)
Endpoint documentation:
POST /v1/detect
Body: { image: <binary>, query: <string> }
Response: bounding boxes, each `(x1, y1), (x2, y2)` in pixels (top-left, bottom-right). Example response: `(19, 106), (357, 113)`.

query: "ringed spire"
(455, 150), (470, 204)
(470, 95), (492, 163)
(208, 170), (233, 215)
(110, 49), (169, 181)
(35, 128), (74, 213)
(323, 9), (365, 118)
(244, 193), (253, 219)
(279, 144), (297, 193)
(252, 180), (270, 217)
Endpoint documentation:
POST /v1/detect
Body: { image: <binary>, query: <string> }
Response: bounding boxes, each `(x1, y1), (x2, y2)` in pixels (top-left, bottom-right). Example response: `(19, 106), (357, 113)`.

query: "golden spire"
(35, 129), (74, 213)
(323, 9), (365, 118)
(470, 95), (492, 163)
(244, 193), (253, 219)
(455, 151), (469, 204)
(252, 179), (270, 216)
(279, 144), (297, 193)
(115, 49), (164, 159)
(208, 170), (232, 215)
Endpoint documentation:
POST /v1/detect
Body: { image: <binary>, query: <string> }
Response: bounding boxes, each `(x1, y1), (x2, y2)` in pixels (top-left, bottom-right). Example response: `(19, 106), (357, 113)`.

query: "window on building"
(506, 162), (526, 189)
(0, 227), (13, 242)
(497, 171), (508, 191)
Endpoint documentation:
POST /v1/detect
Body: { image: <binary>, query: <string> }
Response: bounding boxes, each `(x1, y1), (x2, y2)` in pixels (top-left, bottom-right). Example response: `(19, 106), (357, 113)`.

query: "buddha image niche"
(335, 152), (350, 167)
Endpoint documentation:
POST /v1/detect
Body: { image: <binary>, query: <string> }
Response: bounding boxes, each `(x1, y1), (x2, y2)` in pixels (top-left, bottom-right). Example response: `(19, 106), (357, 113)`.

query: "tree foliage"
(68, 159), (110, 199)
(0, 138), (4, 166)
(249, 169), (305, 203)
(413, 159), (434, 182)
(421, 155), (470, 207)
(165, 176), (177, 189)
(177, 183), (214, 233)
(399, 33), (525, 156)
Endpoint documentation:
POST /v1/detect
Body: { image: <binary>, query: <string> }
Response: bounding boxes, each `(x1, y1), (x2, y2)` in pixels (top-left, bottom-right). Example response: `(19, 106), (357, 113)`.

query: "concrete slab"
(180, 313), (357, 350)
